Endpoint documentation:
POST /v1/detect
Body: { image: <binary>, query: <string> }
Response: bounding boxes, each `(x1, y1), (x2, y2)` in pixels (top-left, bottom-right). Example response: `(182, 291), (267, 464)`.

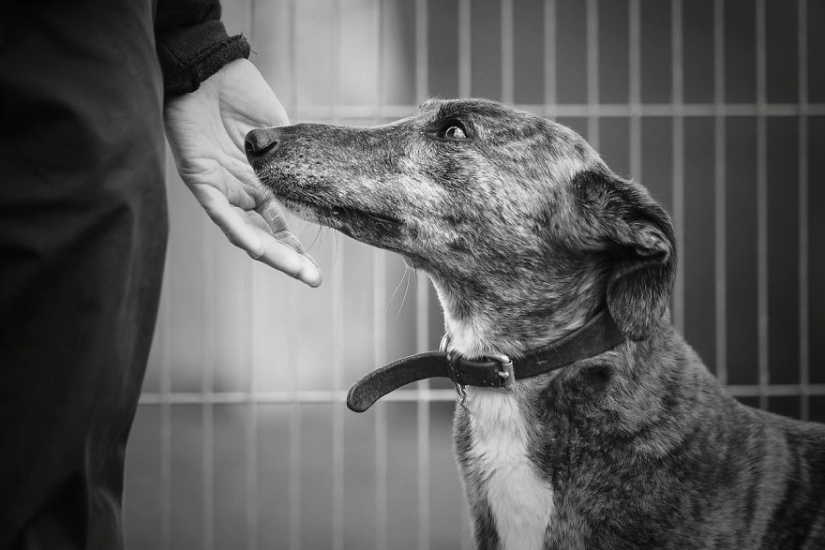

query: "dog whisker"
(307, 224), (323, 252)
(386, 264), (413, 321)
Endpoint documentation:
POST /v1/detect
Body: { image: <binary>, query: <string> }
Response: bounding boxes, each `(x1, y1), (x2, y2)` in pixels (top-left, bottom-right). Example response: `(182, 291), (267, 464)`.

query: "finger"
(253, 232), (323, 288)
(237, 197), (307, 256)
(236, 208), (321, 282)
(195, 186), (322, 287)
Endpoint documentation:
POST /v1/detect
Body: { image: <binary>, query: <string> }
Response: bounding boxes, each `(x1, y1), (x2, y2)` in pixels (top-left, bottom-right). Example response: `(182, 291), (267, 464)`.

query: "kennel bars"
(128, 1), (825, 549)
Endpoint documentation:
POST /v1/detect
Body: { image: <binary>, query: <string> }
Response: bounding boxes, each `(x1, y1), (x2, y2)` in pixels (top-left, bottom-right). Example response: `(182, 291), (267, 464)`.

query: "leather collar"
(347, 309), (626, 412)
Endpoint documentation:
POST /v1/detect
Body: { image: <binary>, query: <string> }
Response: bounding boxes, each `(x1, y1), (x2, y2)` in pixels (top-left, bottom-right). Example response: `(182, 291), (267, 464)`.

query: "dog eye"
(438, 122), (468, 140)
(444, 125), (466, 139)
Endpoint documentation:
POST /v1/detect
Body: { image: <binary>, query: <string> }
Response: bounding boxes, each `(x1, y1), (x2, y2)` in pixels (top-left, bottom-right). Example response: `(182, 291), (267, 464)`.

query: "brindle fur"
(247, 99), (825, 549)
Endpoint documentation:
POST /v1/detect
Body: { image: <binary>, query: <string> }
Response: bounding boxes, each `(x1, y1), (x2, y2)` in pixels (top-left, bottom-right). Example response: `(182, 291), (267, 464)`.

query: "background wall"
(124, 1), (825, 548)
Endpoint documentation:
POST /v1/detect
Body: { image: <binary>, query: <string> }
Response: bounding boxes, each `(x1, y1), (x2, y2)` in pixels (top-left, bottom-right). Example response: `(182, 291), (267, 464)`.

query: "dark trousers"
(0, 1), (168, 547)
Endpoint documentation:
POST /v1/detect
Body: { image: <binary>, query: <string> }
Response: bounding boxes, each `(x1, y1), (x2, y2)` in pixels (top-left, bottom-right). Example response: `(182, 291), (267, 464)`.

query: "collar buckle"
(446, 350), (467, 406)
(441, 333), (515, 393)
(487, 354), (515, 390)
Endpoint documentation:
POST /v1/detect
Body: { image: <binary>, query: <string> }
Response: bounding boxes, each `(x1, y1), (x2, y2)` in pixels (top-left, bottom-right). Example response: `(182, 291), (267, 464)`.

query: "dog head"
(247, 99), (676, 347)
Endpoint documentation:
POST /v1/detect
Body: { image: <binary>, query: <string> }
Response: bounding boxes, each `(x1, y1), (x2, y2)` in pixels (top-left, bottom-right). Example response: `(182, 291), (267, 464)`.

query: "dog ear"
(574, 170), (677, 341)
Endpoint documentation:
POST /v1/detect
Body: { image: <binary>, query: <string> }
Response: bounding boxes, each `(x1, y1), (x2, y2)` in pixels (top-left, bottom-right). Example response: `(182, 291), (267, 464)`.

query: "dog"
(246, 99), (825, 549)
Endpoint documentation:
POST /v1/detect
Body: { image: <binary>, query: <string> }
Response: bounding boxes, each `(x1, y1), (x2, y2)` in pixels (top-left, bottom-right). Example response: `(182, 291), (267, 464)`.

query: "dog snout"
(245, 127), (282, 160)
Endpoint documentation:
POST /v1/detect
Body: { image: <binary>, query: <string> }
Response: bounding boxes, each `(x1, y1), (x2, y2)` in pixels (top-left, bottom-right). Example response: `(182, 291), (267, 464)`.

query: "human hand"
(164, 58), (321, 287)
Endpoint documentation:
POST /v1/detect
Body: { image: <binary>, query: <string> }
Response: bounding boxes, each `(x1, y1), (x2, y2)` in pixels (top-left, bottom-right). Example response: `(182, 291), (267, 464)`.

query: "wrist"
(158, 29), (251, 99)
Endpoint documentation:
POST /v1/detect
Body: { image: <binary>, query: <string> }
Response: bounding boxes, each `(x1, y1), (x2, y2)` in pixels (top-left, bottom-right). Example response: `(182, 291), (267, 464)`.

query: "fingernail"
(302, 258), (322, 288)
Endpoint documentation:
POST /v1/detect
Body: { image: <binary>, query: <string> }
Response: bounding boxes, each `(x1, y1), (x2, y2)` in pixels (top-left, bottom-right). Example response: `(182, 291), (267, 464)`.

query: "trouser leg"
(0, 1), (167, 548)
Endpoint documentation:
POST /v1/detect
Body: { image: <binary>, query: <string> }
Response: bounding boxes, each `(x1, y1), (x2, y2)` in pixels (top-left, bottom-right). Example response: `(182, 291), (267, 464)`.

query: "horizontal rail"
(139, 384), (825, 406)
(290, 103), (825, 121)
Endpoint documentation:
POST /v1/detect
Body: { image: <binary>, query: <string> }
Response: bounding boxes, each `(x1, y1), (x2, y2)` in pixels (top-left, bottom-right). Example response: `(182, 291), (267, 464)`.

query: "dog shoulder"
(745, 412), (825, 547)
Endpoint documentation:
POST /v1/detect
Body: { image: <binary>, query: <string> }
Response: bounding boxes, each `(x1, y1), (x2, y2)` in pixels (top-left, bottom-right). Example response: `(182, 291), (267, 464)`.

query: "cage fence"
(124, 0), (825, 549)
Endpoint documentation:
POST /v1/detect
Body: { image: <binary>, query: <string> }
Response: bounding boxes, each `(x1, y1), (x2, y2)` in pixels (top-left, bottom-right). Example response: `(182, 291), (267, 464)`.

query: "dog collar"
(346, 309), (626, 412)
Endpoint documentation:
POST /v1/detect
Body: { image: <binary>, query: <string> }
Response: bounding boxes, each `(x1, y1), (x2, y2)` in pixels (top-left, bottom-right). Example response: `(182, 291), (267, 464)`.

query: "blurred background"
(124, 0), (825, 548)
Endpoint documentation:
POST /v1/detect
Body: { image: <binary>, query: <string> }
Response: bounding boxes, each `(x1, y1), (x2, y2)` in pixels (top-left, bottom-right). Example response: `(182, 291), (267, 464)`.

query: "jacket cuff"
(156, 21), (251, 98)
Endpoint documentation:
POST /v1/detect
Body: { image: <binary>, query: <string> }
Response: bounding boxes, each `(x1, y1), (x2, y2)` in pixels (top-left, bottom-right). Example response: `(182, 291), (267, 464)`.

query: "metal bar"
(138, 384), (825, 406)
(375, 407), (388, 550)
(501, 0), (514, 104)
(330, 2), (345, 548)
(460, 9), (481, 547)
(247, 269), (259, 550)
(376, 0), (384, 107)
(289, 378), (301, 550)
(544, 0), (557, 112)
(416, 0), (428, 102)
(586, 0), (599, 148)
(202, 215), (215, 550)
(286, 3), (301, 547)
(332, 263), (345, 550)
(246, 4), (259, 548)
(672, 0), (685, 333)
(290, 102), (825, 121)
(459, 0), (471, 97)
(416, 274), (431, 550)
(629, 0), (641, 181)
(726, 385), (825, 397)
(714, 0), (727, 386)
(756, 0), (769, 410)
(288, 0), (299, 117)
(294, 101), (825, 121)
(374, 251), (388, 550)
(374, 1), (388, 548)
(416, 416), (430, 550)
(415, 2), (430, 548)
(798, 0), (810, 422)
(245, 278), (259, 550)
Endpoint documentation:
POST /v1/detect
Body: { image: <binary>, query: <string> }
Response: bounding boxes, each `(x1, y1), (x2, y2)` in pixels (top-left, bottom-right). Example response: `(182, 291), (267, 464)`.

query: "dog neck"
(430, 267), (608, 359)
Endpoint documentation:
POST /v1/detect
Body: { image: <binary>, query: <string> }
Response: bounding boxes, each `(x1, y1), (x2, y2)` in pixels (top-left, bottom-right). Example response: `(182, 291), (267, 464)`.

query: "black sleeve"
(154, 0), (251, 98)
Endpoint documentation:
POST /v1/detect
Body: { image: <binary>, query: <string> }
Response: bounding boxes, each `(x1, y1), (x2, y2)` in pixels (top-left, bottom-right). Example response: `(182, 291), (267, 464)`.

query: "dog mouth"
(277, 194), (405, 233)
(327, 204), (405, 232)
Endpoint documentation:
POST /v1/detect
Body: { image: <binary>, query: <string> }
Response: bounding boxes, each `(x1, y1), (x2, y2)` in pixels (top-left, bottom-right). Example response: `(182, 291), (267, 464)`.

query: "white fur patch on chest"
(465, 387), (555, 550)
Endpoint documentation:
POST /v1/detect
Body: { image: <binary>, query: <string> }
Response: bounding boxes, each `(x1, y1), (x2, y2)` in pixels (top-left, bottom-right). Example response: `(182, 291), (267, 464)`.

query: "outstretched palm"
(164, 58), (321, 287)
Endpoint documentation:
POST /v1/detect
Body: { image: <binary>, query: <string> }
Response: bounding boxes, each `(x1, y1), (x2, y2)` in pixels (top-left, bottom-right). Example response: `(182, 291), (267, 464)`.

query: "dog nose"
(245, 128), (281, 159)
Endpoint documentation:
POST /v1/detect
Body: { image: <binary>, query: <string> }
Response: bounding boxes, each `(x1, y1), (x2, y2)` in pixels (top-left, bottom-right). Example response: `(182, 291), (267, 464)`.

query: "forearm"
(154, 0), (250, 98)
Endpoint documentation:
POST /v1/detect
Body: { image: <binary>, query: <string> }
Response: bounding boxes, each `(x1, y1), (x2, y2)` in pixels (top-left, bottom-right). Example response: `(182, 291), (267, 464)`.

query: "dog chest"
(462, 387), (555, 550)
